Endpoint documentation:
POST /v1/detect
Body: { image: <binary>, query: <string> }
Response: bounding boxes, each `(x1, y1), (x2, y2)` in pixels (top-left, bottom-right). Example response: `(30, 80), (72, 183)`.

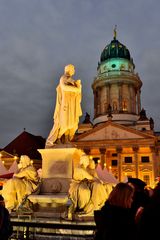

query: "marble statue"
(2, 155), (40, 212)
(68, 154), (112, 219)
(46, 64), (82, 146)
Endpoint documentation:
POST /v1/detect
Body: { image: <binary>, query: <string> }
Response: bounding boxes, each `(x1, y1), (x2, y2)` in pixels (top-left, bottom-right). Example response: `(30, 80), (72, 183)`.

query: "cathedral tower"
(92, 28), (142, 126)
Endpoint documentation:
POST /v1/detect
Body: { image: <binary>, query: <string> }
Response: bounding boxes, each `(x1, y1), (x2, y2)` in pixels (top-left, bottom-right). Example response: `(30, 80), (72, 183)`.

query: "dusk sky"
(0, 0), (160, 148)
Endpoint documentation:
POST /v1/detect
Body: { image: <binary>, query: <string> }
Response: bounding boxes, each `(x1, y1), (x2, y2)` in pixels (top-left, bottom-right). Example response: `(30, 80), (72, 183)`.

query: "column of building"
(116, 146), (122, 181)
(99, 148), (106, 169)
(133, 146), (139, 178)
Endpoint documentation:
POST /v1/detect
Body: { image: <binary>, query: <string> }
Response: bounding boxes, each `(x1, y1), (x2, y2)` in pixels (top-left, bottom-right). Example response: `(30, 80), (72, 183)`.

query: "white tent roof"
(0, 159), (8, 175)
(96, 164), (118, 184)
(8, 160), (18, 174)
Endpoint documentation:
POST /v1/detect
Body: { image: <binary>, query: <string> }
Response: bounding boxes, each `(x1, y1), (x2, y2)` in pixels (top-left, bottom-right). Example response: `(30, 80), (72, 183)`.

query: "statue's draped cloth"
(47, 76), (82, 144)
(2, 165), (39, 210)
(68, 166), (109, 214)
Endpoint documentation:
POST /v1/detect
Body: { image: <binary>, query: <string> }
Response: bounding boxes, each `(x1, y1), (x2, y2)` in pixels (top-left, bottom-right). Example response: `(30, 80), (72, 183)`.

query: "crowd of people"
(94, 179), (160, 240)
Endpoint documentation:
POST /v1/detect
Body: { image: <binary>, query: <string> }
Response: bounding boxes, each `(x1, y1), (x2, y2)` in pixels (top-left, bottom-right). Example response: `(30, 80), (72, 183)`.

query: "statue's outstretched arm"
(60, 77), (81, 93)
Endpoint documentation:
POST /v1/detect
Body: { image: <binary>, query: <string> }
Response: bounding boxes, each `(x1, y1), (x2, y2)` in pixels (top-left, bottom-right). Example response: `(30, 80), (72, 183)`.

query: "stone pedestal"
(39, 147), (79, 193)
(28, 147), (81, 217)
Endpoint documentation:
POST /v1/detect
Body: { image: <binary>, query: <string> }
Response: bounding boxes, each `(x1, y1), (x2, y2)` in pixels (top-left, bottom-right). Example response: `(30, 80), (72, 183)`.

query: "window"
(93, 157), (100, 164)
(120, 64), (125, 70)
(112, 160), (118, 166)
(127, 175), (132, 179)
(112, 153), (117, 157)
(141, 156), (150, 163)
(124, 157), (132, 163)
(143, 175), (150, 185)
(122, 100), (127, 111)
(113, 101), (118, 111)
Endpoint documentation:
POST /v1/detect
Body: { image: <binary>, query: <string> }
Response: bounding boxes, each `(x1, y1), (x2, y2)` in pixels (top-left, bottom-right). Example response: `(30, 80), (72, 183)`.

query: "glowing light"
(89, 156), (93, 160)
(104, 163), (106, 167)
(31, 160), (33, 165)
(2, 160), (4, 164)
(14, 156), (18, 160)
(98, 160), (101, 164)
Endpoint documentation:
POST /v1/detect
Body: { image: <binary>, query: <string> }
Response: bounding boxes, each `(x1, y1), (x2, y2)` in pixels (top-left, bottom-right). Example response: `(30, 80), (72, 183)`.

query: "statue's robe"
(2, 165), (39, 211)
(46, 75), (82, 146)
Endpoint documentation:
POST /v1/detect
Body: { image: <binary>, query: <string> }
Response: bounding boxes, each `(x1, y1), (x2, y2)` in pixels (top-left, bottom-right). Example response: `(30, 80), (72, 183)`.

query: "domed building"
(93, 30), (142, 126)
(74, 29), (159, 187)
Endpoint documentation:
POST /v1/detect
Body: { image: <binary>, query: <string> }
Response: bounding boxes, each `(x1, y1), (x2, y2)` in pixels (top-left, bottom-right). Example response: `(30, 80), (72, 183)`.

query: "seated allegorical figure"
(2, 155), (40, 212)
(68, 154), (113, 219)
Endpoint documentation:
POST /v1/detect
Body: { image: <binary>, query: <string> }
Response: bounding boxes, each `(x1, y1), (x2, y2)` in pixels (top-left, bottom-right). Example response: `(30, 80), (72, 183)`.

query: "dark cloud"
(0, 0), (160, 147)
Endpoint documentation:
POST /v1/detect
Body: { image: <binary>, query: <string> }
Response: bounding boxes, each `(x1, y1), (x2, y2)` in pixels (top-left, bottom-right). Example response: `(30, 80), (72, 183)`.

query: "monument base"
(28, 147), (82, 218)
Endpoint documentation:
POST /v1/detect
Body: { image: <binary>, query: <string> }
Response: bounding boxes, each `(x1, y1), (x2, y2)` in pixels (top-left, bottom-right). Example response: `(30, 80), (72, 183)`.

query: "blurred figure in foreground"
(136, 184), (160, 240)
(0, 195), (13, 240)
(94, 182), (136, 240)
(127, 177), (150, 216)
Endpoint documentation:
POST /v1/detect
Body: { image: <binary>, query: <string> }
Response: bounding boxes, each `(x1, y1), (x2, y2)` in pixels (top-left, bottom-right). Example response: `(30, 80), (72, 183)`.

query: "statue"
(2, 155), (40, 212)
(82, 112), (92, 124)
(46, 64), (82, 146)
(139, 108), (148, 121)
(149, 117), (154, 130)
(68, 154), (112, 219)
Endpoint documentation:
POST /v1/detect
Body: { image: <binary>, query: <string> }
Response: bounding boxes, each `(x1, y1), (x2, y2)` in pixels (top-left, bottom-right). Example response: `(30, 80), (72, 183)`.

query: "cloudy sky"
(0, 0), (160, 147)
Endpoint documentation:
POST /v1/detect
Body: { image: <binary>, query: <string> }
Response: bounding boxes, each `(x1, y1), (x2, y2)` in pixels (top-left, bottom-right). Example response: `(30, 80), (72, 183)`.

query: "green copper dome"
(100, 38), (131, 63)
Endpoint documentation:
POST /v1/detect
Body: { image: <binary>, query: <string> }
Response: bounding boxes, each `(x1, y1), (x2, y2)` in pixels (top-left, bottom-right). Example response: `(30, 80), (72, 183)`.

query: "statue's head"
(19, 155), (31, 169)
(64, 64), (75, 76)
(79, 154), (89, 168)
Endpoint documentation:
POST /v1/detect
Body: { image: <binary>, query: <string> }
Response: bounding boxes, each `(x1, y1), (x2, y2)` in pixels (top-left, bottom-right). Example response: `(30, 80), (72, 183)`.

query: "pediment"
(77, 122), (154, 141)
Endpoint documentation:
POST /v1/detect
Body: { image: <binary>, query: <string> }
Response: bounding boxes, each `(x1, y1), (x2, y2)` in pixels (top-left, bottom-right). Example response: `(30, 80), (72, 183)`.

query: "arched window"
(122, 100), (127, 111)
(113, 101), (118, 112)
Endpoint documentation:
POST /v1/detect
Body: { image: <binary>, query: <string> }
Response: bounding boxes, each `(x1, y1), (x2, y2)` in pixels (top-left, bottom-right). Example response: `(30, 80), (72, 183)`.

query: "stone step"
(28, 194), (70, 206)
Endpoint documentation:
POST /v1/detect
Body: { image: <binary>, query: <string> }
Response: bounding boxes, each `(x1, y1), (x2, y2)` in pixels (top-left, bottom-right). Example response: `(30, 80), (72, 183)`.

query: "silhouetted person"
(94, 182), (136, 240)
(0, 195), (13, 240)
(136, 184), (160, 240)
(127, 178), (150, 216)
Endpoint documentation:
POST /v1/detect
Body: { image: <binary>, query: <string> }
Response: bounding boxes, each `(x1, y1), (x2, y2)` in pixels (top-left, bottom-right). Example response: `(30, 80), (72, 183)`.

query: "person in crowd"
(2, 155), (40, 212)
(68, 154), (112, 219)
(136, 184), (160, 240)
(94, 182), (136, 240)
(0, 195), (13, 240)
(127, 177), (150, 216)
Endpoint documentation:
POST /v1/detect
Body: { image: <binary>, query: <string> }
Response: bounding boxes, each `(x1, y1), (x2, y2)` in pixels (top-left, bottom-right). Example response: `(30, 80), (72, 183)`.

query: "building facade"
(74, 31), (159, 187)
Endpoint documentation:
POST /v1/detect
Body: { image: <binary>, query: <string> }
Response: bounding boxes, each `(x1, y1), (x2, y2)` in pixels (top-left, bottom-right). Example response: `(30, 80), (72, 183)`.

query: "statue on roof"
(46, 64), (82, 147)
(139, 108), (148, 121)
(113, 25), (117, 40)
(149, 117), (154, 130)
(107, 104), (113, 119)
(82, 112), (92, 124)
